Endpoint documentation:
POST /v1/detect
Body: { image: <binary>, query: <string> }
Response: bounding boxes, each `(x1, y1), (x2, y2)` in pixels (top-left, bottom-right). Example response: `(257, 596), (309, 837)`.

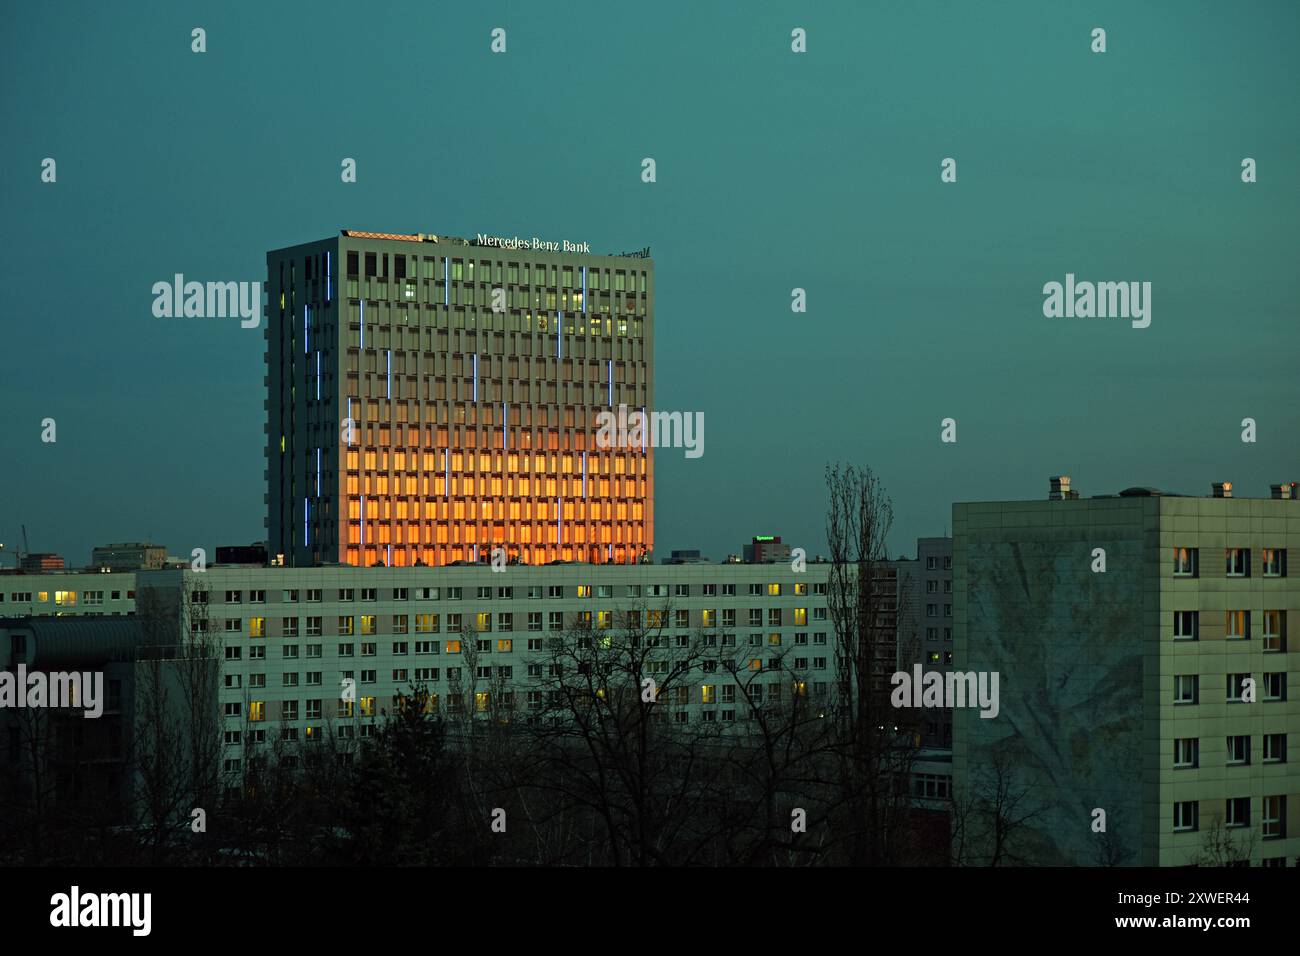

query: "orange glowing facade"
(266, 230), (654, 568)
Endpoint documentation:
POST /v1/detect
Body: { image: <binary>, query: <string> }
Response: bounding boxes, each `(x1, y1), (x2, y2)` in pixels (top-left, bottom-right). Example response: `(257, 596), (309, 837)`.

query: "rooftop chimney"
(1049, 476), (1073, 500)
(1212, 482), (1232, 498)
(1271, 483), (1295, 500)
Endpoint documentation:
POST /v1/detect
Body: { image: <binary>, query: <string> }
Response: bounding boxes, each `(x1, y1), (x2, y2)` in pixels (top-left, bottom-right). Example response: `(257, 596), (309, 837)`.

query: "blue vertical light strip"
(304, 305), (309, 355)
(581, 266), (587, 313)
(360, 299), (365, 349)
(444, 448), (449, 498)
(473, 544), (479, 563)
(581, 451), (587, 498)
(472, 354), (478, 402)
(315, 351), (321, 401)
(607, 359), (613, 407)
(502, 401), (507, 449)
(316, 447), (321, 496)
(443, 257), (449, 305)
(386, 350), (391, 399)
(387, 544), (392, 567)
(360, 495), (366, 551)
(304, 498), (309, 547)
(556, 496), (561, 546)
(326, 251), (331, 302)
(556, 311), (562, 358)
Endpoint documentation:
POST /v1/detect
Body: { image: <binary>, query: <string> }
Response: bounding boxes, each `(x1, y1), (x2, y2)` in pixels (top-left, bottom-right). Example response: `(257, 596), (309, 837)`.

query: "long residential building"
(953, 478), (1299, 867)
(0, 572), (138, 617)
(264, 230), (654, 569)
(129, 562), (833, 784)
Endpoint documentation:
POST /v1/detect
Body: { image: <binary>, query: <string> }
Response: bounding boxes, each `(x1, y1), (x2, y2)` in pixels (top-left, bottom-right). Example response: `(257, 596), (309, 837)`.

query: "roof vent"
(1049, 476), (1076, 500)
(1271, 483), (1295, 500)
(1212, 482), (1233, 498)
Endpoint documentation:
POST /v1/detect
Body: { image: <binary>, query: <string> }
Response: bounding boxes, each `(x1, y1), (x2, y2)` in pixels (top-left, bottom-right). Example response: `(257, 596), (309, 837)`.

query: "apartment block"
(91, 542), (166, 571)
(265, 230), (654, 569)
(135, 562), (833, 784)
(896, 537), (954, 749)
(0, 572), (138, 617)
(953, 479), (1299, 866)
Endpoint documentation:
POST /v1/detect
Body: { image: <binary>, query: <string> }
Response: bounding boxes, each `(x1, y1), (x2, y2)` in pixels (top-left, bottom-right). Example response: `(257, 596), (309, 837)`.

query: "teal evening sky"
(3, 0), (1297, 563)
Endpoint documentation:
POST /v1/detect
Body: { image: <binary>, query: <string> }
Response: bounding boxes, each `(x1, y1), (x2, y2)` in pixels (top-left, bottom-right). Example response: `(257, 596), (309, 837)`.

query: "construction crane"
(21, 525), (30, 563)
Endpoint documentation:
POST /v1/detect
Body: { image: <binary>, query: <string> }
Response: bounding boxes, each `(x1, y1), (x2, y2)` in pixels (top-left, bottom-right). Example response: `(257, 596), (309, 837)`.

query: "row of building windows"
(1, 589), (133, 605)
(225, 677), (833, 728)
(219, 631), (834, 659)
(210, 582), (825, 604)
(1171, 609), (1288, 649)
(1173, 734), (1287, 767)
(344, 251), (648, 293)
(1172, 547), (1288, 578)
(1172, 673), (1288, 703)
(220, 608), (827, 636)
(1173, 796), (1287, 839)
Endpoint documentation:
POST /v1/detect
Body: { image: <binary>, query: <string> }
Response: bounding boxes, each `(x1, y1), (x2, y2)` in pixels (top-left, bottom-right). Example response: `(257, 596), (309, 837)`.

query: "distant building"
(0, 572), (137, 617)
(91, 542), (166, 572)
(660, 549), (710, 565)
(18, 553), (65, 572)
(216, 543), (268, 566)
(0, 615), (206, 844)
(743, 536), (792, 564)
(895, 537), (954, 750)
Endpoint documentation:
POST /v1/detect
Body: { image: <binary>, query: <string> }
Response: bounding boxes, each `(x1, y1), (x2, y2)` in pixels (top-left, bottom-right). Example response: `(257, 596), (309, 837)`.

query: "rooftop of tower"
(339, 229), (651, 260)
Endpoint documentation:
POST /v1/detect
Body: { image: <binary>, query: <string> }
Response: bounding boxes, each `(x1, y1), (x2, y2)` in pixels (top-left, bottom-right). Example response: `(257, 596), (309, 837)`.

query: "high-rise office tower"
(265, 230), (654, 568)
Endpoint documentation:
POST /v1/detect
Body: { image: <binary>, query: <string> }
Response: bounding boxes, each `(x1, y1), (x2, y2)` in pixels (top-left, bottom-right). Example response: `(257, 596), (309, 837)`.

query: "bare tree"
(823, 462), (923, 865)
(1194, 816), (1257, 867)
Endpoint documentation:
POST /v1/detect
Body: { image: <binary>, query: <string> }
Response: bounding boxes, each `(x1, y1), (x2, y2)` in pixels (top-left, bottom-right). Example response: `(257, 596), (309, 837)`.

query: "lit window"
(1262, 548), (1286, 577)
(1225, 548), (1250, 577)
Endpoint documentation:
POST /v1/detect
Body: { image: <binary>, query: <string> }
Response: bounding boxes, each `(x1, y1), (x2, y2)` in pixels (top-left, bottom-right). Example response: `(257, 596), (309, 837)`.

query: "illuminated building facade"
(266, 230), (654, 568)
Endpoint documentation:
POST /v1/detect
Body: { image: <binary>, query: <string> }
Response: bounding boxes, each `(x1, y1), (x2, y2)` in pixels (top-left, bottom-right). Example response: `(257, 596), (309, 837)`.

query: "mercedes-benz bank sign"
(475, 233), (591, 254)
